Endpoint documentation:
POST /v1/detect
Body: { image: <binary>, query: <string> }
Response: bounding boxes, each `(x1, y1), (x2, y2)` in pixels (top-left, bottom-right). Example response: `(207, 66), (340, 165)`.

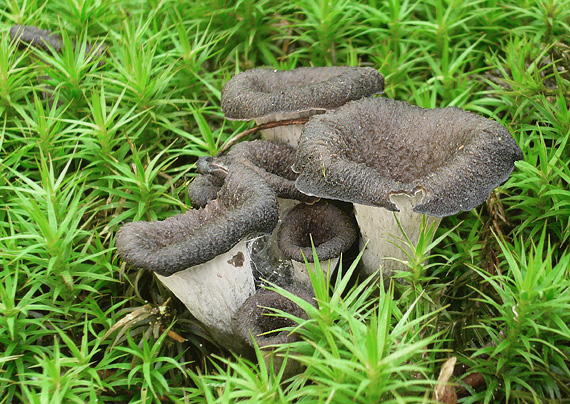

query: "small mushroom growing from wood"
(234, 287), (315, 376)
(293, 97), (524, 278)
(116, 164), (279, 352)
(276, 201), (357, 288)
(221, 66), (384, 146)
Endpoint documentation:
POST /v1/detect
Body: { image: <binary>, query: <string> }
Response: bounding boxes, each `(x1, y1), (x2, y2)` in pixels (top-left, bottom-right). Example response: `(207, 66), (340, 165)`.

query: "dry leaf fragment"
(434, 356), (458, 404)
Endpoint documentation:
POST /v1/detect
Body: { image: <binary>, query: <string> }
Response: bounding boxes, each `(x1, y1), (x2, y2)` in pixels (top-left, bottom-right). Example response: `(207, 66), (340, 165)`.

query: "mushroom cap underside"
(221, 66), (385, 121)
(277, 201), (357, 262)
(117, 164), (279, 276)
(294, 97), (524, 217)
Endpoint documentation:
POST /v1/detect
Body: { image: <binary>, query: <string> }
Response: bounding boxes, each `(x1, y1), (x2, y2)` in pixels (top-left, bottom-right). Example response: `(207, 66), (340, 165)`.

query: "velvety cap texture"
(116, 164), (279, 276)
(222, 66), (385, 121)
(191, 140), (318, 204)
(294, 97), (524, 217)
(234, 287), (314, 347)
(187, 172), (224, 208)
(277, 201), (357, 262)
(225, 140), (318, 202)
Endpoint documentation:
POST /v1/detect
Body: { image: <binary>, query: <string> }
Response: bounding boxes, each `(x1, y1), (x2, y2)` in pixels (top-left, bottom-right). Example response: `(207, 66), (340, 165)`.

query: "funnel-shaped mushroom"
(189, 140), (317, 211)
(294, 97), (524, 278)
(116, 164), (279, 352)
(235, 287), (315, 376)
(221, 66), (384, 146)
(277, 201), (357, 288)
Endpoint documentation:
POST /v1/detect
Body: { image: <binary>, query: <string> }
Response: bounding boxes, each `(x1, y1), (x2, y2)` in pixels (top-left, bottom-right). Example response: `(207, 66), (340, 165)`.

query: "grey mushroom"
(10, 25), (64, 53)
(235, 287), (315, 375)
(277, 201), (357, 287)
(293, 97), (523, 278)
(116, 164), (279, 352)
(187, 171), (224, 208)
(189, 140), (317, 208)
(221, 66), (384, 146)
(10, 24), (106, 58)
(118, 164), (278, 276)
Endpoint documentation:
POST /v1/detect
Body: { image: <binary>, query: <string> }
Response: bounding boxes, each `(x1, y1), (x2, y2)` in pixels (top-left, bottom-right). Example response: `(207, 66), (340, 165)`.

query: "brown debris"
(434, 356), (458, 404)
(216, 118), (310, 157)
(456, 372), (486, 397)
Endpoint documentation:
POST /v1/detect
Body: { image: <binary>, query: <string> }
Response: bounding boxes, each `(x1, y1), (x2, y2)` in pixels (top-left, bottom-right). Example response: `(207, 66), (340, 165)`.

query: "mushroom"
(10, 25), (65, 53)
(276, 201), (357, 288)
(234, 287), (315, 375)
(9, 24), (106, 59)
(189, 140), (317, 212)
(293, 97), (524, 278)
(187, 140), (325, 290)
(116, 164), (279, 352)
(9, 25), (106, 105)
(221, 66), (385, 146)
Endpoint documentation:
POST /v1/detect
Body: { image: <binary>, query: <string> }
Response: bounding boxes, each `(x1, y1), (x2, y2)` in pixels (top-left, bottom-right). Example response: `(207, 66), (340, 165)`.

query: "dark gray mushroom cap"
(9, 25), (105, 57)
(226, 140), (318, 202)
(190, 140), (318, 204)
(235, 287), (315, 347)
(294, 97), (524, 217)
(10, 25), (64, 53)
(116, 164), (279, 276)
(221, 66), (385, 121)
(187, 171), (224, 208)
(277, 201), (357, 262)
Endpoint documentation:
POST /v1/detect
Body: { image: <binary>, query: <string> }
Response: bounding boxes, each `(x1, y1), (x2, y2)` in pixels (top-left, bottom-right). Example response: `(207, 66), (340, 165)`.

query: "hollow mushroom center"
(328, 101), (476, 184)
(292, 217), (333, 248)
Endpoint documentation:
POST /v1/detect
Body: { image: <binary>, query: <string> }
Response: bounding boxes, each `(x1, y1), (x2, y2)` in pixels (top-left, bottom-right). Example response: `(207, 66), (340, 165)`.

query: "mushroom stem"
(155, 240), (255, 353)
(354, 192), (442, 279)
(290, 258), (339, 287)
(255, 111), (318, 147)
(216, 118), (310, 156)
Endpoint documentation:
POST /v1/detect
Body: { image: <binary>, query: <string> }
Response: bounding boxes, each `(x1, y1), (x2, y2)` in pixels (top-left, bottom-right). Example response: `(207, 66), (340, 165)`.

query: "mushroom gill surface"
(221, 66), (385, 121)
(294, 97), (524, 217)
(116, 164), (279, 276)
(277, 201), (357, 263)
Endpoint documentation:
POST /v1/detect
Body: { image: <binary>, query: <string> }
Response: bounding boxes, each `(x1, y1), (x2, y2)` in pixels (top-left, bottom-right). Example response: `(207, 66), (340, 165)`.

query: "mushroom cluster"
(116, 65), (523, 360)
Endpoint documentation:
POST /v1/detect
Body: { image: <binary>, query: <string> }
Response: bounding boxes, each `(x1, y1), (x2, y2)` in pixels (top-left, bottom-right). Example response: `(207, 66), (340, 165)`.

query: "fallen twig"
(216, 118), (310, 156)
